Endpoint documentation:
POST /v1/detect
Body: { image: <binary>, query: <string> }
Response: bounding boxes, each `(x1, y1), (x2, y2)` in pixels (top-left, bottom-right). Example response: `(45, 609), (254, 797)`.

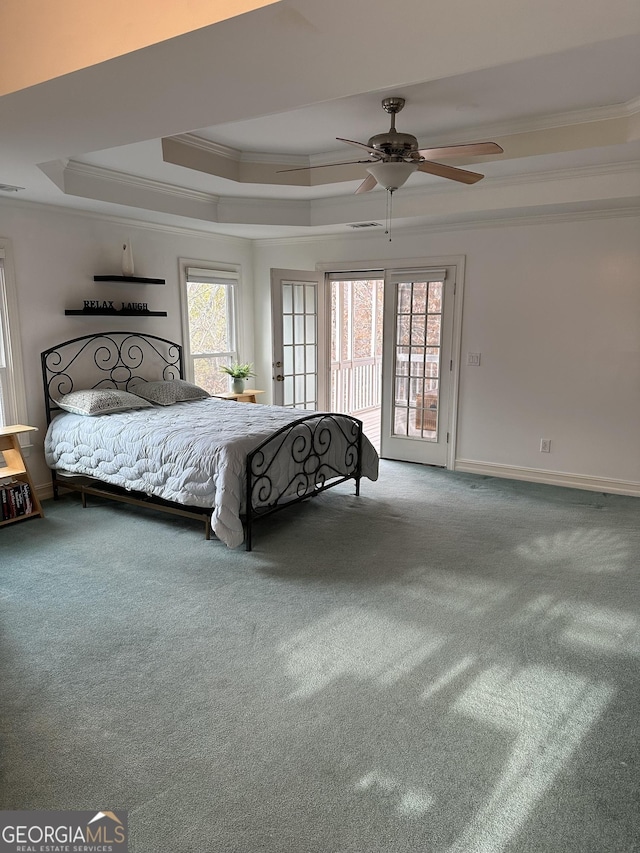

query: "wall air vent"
(347, 222), (383, 229)
(0, 184), (24, 193)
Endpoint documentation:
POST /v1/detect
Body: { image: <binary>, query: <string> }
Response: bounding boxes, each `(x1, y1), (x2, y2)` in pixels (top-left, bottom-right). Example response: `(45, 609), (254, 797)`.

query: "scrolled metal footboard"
(245, 413), (363, 551)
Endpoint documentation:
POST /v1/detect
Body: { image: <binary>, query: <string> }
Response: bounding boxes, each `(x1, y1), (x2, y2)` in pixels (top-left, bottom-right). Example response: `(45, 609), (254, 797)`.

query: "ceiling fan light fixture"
(366, 161), (419, 191)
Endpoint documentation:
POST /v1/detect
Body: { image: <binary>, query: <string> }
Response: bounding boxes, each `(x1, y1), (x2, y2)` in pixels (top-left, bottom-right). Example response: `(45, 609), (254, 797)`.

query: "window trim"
(178, 259), (243, 385)
(0, 240), (28, 429)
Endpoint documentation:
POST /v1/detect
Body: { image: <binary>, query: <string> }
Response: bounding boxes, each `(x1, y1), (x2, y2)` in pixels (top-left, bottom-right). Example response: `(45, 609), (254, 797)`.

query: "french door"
(270, 269), (325, 409)
(271, 262), (460, 467)
(380, 267), (456, 467)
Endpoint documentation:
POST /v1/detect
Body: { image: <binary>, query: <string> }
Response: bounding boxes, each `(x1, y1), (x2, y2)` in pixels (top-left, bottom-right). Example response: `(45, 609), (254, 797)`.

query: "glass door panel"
(271, 269), (325, 410)
(392, 280), (442, 442)
(381, 269), (454, 466)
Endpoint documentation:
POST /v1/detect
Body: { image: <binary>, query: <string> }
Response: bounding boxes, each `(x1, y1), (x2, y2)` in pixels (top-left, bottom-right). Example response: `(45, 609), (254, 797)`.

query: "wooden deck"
(356, 407), (381, 453)
(351, 407), (436, 455)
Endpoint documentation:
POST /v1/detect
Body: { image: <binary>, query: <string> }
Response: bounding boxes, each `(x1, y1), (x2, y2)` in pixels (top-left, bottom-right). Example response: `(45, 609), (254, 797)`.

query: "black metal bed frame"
(245, 412), (362, 551)
(41, 331), (364, 551)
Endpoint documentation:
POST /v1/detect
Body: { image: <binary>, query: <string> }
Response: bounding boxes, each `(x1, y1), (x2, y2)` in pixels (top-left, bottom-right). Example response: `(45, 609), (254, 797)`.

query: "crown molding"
(252, 205), (640, 247)
(415, 95), (640, 148)
(1, 191), (637, 250)
(416, 204), (640, 234)
(64, 160), (220, 204)
(433, 158), (640, 195)
(305, 158), (640, 214)
(61, 155), (640, 213)
(9, 156), (639, 245)
(0, 195), (253, 245)
(498, 158), (640, 185)
(166, 96), (640, 171)
(168, 133), (242, 160)
(218, 195), (310, 211)
(168, 131), (364, 170)
(625, 95), (640, 116)
(168, 132), (311, 167)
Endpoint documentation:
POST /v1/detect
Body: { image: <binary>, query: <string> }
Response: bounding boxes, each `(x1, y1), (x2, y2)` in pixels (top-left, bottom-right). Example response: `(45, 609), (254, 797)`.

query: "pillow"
(57, 389), (154, 416)
(129, 379), (209, 406)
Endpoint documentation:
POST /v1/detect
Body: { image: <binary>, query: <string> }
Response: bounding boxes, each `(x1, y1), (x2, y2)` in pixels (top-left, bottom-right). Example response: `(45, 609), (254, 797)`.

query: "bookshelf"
(0, 425), (44, 526)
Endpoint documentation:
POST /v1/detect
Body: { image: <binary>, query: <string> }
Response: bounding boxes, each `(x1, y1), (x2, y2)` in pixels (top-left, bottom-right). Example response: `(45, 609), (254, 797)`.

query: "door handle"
(275, 374), (284, 382)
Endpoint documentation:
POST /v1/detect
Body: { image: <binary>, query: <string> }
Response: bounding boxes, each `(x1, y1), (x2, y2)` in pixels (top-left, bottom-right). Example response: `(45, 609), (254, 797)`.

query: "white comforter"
(44, 398), (379, 548)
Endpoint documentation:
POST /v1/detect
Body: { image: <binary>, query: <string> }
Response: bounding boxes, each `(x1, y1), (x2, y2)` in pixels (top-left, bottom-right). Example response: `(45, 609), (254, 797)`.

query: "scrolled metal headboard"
(41, 331), (183, 424)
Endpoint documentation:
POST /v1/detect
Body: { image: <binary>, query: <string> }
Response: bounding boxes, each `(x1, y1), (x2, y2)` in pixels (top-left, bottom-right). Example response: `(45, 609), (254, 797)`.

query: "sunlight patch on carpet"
(513, 596), (640, 656)
(280, 607), (445, 698)
(355, 770), (434, 817)
(446, 665), (614, 853)
(421, 655), (477, 701)
(399, 570), (512, 614)
(516, 527), (629, 572)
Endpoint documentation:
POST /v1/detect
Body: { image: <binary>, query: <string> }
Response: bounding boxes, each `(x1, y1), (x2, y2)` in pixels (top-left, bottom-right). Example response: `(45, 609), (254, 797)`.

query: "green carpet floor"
(1, 462), (639, 852)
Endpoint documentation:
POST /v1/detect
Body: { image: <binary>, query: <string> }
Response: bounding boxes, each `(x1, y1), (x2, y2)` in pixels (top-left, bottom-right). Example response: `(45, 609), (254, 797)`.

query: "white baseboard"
(454, 459), (640, 497)
(36, 482), (55, 501)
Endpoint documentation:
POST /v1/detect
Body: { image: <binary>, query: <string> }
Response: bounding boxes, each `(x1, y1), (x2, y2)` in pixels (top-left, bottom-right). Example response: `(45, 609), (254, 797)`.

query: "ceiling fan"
(279, 97), (503, 193)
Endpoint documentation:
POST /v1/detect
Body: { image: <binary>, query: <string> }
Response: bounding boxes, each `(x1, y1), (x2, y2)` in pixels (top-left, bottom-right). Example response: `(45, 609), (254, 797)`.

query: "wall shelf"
(93, 275), (165, 284)
(66, 273), (168, 316)
(65, 309), (167, 316)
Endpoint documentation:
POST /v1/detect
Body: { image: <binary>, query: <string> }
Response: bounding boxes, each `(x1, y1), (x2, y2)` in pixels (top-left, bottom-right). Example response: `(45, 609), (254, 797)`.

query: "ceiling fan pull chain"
(385, 189), (394, 241)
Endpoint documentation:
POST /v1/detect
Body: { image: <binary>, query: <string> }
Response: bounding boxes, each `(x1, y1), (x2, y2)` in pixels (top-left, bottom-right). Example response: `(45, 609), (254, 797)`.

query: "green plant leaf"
(220, 361), (255, 379)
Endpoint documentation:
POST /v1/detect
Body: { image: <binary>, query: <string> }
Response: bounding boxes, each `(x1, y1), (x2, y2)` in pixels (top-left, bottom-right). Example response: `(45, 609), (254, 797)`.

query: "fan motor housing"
(367, 131), (418, 158)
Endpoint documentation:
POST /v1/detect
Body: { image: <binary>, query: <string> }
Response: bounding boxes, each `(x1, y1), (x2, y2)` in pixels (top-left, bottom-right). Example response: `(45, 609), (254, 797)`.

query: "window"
(181, 265), (240, 396)
(0, 245), (27, 428)
(0, 261), (8, 425)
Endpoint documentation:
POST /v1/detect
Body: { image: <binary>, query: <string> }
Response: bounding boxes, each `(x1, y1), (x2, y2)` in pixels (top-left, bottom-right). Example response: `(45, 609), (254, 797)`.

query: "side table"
(0, 424), (45, 526)
(214, 389), (265, 404)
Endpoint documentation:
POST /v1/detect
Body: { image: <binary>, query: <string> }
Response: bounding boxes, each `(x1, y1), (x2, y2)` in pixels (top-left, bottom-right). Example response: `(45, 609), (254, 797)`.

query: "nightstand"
(0, 425), (45, 526)
(214, 389), (264, 404)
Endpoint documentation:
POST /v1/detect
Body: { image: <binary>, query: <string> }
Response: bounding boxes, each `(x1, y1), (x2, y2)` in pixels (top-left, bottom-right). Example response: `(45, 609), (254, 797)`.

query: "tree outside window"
(185, 268), (238, 395)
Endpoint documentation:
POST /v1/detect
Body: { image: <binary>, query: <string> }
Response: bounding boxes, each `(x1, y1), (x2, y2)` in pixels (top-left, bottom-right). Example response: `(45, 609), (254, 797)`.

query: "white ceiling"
(1, 0), (639, 239)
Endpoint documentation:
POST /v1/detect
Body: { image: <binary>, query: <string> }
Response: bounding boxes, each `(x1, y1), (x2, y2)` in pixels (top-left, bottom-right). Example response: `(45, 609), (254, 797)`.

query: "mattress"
(44, 397), (379, 548)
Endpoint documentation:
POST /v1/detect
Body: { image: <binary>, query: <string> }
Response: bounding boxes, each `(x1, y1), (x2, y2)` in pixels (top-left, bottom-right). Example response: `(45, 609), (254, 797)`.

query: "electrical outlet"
(540, 439), (551, 453)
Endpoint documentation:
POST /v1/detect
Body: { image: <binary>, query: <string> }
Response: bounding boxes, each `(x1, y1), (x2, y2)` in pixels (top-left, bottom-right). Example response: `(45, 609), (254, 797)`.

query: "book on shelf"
(1, 480), (34, 520)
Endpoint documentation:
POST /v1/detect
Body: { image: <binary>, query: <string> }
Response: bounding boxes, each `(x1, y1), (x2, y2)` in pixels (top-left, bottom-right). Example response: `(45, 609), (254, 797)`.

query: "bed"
(41, 332), (378, 550)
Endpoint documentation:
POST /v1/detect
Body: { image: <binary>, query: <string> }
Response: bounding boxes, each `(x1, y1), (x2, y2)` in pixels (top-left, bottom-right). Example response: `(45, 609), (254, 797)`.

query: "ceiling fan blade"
(417, 160), (484, 184)
(415, 142), (504, 160)
(277, 159), (371, 174)
(354, 173), (378, 194)
(336, 137), (380, 155)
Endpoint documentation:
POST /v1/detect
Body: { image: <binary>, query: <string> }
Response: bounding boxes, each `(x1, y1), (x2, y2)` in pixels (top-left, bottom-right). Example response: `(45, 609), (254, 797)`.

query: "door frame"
(270, 268), (325, 409)
(317, 255), (465, 469)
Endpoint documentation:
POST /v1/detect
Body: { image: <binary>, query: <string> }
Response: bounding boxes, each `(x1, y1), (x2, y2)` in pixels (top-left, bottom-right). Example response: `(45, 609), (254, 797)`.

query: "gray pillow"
(129, 379), (209, 406)
(57, 389), (153, 416)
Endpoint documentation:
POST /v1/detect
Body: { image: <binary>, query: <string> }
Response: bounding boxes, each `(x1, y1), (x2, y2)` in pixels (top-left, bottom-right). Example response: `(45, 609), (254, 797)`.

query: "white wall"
(253, 213), (640, 492)
(0, 201), (254, 487)
(2, 200), (638, 495)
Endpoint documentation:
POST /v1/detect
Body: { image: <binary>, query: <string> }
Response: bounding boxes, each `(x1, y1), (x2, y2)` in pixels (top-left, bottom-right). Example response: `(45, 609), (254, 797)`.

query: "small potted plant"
(220, 361), (255, 394)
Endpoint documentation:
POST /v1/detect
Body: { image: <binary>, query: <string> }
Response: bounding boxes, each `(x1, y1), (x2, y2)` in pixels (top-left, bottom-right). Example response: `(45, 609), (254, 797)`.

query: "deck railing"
(331, 356), (439, 411)
(330, 357), (382, 414)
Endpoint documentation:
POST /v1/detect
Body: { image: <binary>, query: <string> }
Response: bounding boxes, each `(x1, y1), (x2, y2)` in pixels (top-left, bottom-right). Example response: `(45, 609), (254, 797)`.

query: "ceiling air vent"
(347, 222), (382, 229)
(0, 184), (24, 193)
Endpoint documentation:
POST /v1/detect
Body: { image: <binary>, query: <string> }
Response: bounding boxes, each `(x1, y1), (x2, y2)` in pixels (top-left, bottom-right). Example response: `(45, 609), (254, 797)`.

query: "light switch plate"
(467, 352), (481, 366)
